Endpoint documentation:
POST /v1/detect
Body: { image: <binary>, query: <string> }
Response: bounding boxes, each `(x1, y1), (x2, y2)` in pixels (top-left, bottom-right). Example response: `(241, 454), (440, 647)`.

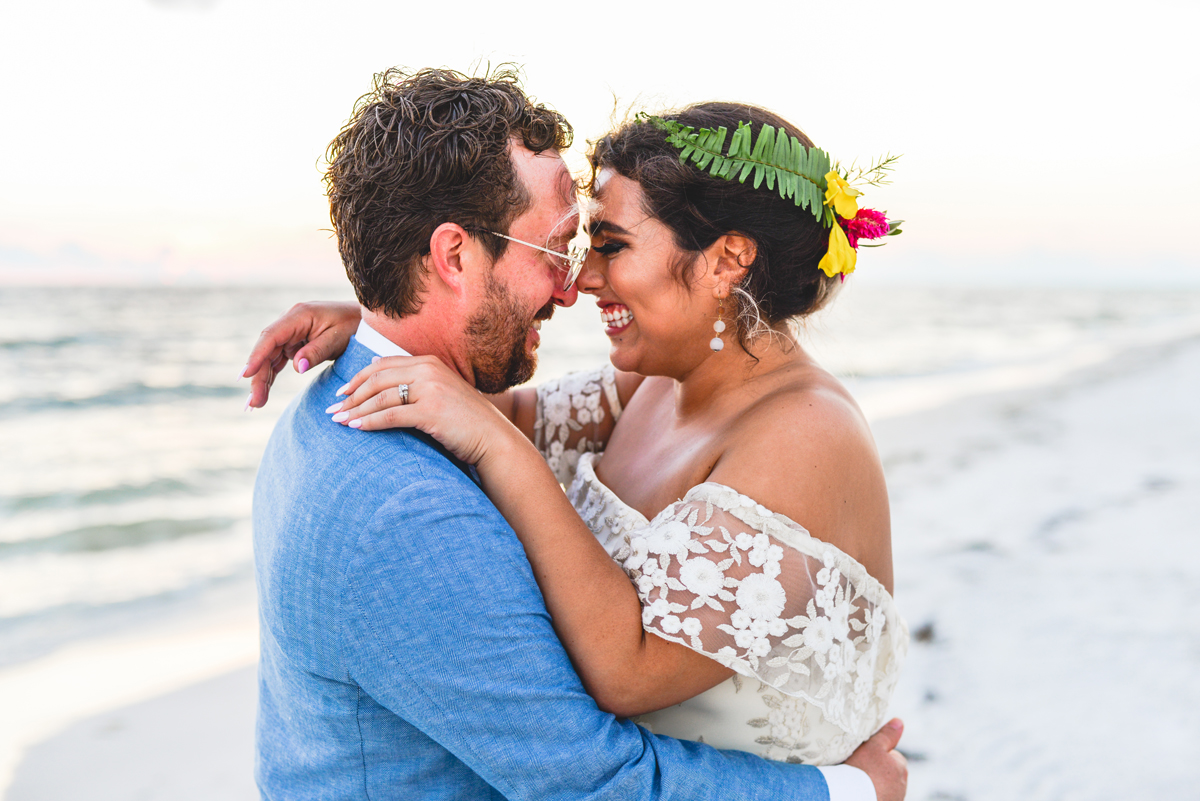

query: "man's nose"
(552, 276), (578, 307)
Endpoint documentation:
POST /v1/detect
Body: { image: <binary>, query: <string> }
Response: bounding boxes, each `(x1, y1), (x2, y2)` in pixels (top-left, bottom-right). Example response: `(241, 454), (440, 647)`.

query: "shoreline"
(5, 328), (1199, 800)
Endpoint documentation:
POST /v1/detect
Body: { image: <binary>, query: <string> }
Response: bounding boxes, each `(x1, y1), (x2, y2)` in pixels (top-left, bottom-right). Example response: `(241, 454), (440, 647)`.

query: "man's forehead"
(540, 162), (581, 229)
(529, 151), (575, 200)
(510, 147), (579, 236)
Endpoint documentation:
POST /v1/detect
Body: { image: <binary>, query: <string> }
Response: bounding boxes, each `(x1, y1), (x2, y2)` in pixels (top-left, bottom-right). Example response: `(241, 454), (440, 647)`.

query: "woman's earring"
(710, 297), (726, 352)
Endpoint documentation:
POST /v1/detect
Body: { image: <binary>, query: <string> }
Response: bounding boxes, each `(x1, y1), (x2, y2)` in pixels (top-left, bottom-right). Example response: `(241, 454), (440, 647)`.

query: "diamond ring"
(398, 383), (410, 405)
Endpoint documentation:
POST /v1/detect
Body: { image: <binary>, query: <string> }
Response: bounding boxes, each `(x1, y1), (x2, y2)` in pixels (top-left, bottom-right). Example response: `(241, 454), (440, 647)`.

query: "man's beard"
(465, 272), (555, 394)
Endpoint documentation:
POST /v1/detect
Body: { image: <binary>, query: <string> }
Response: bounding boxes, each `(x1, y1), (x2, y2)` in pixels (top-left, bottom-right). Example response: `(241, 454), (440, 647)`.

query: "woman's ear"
(711, 233), (756, 295)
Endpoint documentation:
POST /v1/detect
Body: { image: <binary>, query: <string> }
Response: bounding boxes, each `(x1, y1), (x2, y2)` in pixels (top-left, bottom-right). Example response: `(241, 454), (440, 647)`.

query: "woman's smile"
(600, 303), (635, 334)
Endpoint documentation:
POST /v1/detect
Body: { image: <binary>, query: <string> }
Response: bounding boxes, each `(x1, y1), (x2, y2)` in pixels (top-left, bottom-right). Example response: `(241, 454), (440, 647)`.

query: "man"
(248, 67), (906, 800)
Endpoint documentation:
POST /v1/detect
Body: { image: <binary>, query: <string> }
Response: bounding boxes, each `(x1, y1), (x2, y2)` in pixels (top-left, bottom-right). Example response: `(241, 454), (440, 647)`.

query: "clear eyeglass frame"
(487, 231), (588, 291)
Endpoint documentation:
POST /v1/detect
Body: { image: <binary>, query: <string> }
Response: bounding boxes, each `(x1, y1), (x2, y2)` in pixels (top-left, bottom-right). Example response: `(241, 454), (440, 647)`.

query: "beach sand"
(879, 333), (1200, 800)
(5, 334), (1198, 800)
(1, 593), (258, 800)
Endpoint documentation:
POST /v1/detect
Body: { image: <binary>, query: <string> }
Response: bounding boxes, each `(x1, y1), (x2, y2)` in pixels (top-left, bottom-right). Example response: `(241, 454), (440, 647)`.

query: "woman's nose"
(572, 250), (605, 295)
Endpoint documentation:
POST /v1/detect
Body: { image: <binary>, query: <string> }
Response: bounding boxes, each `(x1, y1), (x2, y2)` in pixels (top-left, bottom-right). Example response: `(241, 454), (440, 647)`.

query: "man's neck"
(353, 319), (411, 357)
(358, 308), (475, 386)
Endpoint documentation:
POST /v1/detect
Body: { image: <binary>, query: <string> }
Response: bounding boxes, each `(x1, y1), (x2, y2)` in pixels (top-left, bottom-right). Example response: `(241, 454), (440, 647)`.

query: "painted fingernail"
(371, 356), (381, 363)
(332, 411), (350, 423)
(348, 419), (363, 429)
(325, 402), (343, 414)
(244, 393), (253, 411)
(237, 364), (248, 381)
(298, 358), (310, 373)
(336, 384), (351, 396)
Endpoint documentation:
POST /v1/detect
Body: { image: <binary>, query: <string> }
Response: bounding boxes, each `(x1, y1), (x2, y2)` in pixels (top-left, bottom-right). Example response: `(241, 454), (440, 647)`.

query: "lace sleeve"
(613, 483), (908, 749)
(534, 365), (624, 485)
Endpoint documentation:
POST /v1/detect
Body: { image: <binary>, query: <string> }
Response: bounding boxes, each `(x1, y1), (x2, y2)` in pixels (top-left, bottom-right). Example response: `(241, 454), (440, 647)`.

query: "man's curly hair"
(324, 67), (573, 317)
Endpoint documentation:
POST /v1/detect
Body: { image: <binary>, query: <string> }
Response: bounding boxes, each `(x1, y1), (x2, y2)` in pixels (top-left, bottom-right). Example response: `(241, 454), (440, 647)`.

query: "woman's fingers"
(326, 359), (428, 423)
(349, 407), (418, 432)
(343, 398), (420, 432)
(244, 309), (311, 379)
(326, 357), (464, 431)
(246, 352), (287, 409)
(323, 356), (506, 466)
(292, 328), (345, 375)
(330, 381), (413, 423)
(336, 355), (442, 403)
(241, 302), (362, 408)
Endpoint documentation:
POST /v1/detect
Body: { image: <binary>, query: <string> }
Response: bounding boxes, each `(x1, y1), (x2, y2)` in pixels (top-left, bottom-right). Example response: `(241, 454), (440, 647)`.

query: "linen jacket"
(252, 338), (830, 800)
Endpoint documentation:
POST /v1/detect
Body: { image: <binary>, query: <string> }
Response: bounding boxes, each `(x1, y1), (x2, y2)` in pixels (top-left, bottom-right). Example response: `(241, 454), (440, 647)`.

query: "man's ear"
(710, 233), (755, 294)
(427, 223), (482, 297)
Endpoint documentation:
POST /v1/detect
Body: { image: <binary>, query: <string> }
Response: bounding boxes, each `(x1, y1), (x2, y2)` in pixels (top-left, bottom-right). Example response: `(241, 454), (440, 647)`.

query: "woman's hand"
(241, 301), (361, 409)
(327, 355), (521, 467)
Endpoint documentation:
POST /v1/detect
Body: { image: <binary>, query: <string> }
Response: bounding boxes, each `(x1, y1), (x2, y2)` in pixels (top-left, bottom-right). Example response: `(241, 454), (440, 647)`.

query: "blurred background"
(1, 1), (1198, 799)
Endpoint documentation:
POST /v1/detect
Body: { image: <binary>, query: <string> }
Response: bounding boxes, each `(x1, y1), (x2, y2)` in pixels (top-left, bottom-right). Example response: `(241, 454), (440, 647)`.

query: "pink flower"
(842, 208), (891, 249)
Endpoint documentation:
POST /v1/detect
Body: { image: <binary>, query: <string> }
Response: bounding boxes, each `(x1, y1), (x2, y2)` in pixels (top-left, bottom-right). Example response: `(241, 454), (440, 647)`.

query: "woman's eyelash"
(592, 242), (625, 255)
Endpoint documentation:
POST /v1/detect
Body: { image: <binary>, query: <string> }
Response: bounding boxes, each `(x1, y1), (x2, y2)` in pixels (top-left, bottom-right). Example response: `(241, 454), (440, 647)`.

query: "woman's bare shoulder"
(708, 365), (892, 585)
(730, 363), (875, 463)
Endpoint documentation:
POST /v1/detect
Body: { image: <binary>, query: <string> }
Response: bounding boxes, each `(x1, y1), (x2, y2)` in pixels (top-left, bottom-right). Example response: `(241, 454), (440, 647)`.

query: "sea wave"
(0, 516), (238, 558)
(0, 383), (245, 418)
(1, 477), (197, 515)
(0, 335), (91, 351)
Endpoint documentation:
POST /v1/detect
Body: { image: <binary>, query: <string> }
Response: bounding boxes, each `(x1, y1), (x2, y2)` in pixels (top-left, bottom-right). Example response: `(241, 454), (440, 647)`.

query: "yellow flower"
(824, 171), (860, 219)
(818, 223), (857, 278)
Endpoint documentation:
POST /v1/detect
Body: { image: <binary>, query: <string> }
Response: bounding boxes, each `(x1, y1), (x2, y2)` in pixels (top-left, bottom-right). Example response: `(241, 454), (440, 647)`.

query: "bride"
(247, 103), (908, 766)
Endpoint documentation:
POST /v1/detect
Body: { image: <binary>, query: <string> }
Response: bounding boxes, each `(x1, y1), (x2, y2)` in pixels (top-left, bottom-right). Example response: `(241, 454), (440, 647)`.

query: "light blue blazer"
(252, 338), (829, 800)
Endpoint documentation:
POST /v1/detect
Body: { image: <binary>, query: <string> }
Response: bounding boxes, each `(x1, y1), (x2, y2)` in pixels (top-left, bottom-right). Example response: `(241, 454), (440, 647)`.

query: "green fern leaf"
(771, 132), (791, 200)
(642, 114), (832, 223)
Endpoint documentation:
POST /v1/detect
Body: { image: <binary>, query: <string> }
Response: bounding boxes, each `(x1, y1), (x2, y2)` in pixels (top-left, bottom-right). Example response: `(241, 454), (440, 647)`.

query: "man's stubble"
(465, 269), (555, 394)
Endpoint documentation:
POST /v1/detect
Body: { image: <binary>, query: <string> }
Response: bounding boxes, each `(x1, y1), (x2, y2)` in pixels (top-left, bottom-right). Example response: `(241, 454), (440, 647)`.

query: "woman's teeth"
(602, 306), (634, 329)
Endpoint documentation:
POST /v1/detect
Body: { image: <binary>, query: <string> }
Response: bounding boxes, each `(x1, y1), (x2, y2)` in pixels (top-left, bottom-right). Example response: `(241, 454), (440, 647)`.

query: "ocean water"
(2, 284), (1200, 669)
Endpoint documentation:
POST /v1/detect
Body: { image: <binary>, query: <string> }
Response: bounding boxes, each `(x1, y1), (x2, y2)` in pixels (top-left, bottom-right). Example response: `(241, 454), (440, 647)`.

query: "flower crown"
(641, 114), (902, 279)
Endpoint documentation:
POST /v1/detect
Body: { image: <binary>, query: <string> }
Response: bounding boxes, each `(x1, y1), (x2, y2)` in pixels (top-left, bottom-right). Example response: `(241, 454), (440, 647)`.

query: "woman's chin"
(607, 341), (639, 374)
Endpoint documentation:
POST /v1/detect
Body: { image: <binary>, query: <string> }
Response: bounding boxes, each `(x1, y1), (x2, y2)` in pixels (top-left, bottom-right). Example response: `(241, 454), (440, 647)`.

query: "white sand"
(6, 667), (257, 801)
(1, 606), (258, 799)
(878, 334), (1200, 799)
(5, 334), (1198, 800)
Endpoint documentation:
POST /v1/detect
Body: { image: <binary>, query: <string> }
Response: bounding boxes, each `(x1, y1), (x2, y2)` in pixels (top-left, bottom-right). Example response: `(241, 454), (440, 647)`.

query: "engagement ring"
(398, 383), (410, 405)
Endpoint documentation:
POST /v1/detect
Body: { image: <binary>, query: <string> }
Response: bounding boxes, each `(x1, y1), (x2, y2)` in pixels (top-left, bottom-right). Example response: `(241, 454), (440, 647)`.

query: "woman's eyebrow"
(588, 219), (632, 237)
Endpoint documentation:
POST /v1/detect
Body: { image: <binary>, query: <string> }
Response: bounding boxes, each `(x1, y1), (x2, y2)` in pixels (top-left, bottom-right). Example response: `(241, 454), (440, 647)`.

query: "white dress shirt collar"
(353, 320), (412, 358)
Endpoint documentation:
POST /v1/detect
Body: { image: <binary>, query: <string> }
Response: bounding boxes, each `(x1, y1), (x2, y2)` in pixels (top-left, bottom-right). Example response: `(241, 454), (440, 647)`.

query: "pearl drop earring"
(710, 297), (726, 352)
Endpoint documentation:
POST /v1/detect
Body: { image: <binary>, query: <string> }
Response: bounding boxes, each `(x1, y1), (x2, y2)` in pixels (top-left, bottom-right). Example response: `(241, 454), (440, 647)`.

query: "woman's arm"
(238, 303), (647, 450)
(331, 357), (727, 717)
(476, 423), (732, 716)
(238, 301), (536, 425)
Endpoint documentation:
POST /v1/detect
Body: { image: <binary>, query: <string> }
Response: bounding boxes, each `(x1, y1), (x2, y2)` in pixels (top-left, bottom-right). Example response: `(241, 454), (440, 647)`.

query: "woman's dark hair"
(589, 102), (839, 350)
(325, 66), (572, 317)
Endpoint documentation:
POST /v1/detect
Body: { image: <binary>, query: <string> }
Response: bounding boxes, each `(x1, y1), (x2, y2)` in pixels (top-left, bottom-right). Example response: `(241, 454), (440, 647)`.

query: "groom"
(252, 67), (906, 800)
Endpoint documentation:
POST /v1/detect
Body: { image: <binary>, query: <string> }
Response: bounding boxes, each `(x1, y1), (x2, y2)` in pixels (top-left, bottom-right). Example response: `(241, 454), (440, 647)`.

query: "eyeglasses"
(487, 231), (588, 291)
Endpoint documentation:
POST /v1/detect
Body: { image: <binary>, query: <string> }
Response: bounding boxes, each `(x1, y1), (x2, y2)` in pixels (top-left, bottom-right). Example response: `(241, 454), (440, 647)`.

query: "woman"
(247, 103), (907, 765)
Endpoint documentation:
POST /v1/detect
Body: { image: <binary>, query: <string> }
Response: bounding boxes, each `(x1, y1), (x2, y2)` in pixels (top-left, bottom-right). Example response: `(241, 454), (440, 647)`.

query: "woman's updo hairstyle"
(589, 102), (840, 350)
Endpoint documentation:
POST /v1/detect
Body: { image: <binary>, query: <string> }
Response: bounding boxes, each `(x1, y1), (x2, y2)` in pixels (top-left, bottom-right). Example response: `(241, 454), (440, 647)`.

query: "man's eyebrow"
(588, 220), (632, 237)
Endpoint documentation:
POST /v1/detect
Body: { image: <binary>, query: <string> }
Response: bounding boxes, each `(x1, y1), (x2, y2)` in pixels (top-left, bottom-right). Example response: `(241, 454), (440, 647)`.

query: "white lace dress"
(535, 366), (909, 765)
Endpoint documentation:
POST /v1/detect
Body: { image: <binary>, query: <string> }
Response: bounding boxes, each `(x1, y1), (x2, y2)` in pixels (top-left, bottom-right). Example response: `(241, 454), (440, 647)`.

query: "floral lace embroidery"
(534, 365), (623, 485)
(569, 460), (907, 760)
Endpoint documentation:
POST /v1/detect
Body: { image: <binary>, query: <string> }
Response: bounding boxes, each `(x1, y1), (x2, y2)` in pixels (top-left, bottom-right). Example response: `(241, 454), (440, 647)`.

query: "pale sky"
(1, 0), (1197, 287)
